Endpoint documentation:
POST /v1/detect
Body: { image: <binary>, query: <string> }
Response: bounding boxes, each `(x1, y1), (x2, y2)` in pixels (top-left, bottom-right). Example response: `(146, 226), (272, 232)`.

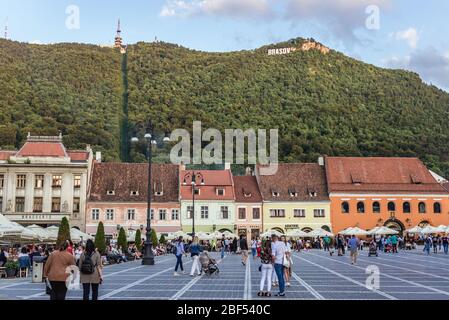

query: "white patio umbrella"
(196, 232), (211, 240)
(341, 227), (369, 236)
(373, 226), (399, 236)
(286, 229), (309, 237)
(71, 228), (93, 243)
(307, 228), (334, 237)
(0, 214), (24, 238)
(420, 225), (439, 234)
(260, 230), (283, 238)
(405, 226), (422, 234)
(28, 224), (56, 242)
(435, 225), (448, 233)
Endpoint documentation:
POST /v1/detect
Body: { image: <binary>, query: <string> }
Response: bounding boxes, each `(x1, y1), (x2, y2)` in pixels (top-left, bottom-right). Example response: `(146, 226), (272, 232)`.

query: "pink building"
(86, 162), (181, 237)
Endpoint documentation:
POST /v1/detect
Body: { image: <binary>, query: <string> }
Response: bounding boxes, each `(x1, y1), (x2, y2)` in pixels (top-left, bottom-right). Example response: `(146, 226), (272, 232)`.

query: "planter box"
(6, 268), (17, 278)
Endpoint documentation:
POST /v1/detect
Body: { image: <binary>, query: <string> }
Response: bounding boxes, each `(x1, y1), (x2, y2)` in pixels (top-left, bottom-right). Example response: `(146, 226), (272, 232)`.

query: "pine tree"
(159, 234), (166, 245)
(95, 222), (107, 255)
(135, 229), (142, 251)
(150, 229), (158, 248)
(56, 217), (71, 248)
(117, 227), (128, 251)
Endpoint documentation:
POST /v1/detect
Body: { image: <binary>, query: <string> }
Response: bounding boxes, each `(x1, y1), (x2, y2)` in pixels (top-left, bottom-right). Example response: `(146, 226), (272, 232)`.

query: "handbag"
(283, 254), (290, 268)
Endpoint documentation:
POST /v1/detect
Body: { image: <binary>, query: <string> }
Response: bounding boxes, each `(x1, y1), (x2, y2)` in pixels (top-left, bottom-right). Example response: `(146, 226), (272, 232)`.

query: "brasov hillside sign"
(267, 47), (297, 55)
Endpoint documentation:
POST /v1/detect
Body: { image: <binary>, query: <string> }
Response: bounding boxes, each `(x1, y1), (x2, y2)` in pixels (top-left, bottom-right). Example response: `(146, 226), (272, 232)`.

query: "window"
(127, 209), (135, 220)
(171, 209), (179, 220)
(341, 202), (349, 213)
(200, 206), (209, 219)
(106, 209), (114, 220)
(388, 202), (396, 212)
(221, 206), (229, 219)
(289, 189), (298, 197)
(403, 202), (411, 214)
(216, 188), (225, 196)
(130, 191), (139, 196)
(294, 209), (306, 218)
(272, 191), (280, 197)
(373, 202), (381, 213)
(314, 209), (325, 217)
(73, 198), (80, 213)
(15, 197), (25, 212)
(193, 188), (200, 195)
(51, 198), (61, 213)
(106, 190), (115, 195)
(419, 202), (426, 214)
(16, 174), (26, 189)
(150, 209), (154, 220)
(238, 208), (246, 220)
(73, 175), (81, 188)
(159, 209), (167, 221)
(91, 209), (100, 221)
(52, 175), (62, 187)
(434, 202), (441, 214)
(35, 175), (44, 189)
(270, 209), (285, 217)
(187, 206), (193, 219)
(252, 208), (261, 220)
(357, 202), (365, 213)
(0, 174), (4, 188)
(33, 197), (43, 213)
(155, 190), (163, 196)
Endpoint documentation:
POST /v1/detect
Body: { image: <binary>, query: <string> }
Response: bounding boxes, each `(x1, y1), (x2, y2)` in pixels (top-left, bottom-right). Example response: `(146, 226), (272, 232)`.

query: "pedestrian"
(442, 235), (448, 254)
(251, 237), (257, 259)
(258, 239), (273, 297)
(348, 235), (360, 265)
(220, 236), (225, 259)
(433, 236), (438, 254)
(189, 236), (202, 277)
(281, 235), (292, 287)
(271, 234), (287, 297)
(240, 235), (249, 265)
(79, 239), (103, 300)
(390, 235), (398, 253)
(424, 236), (432, 255)
(74, 245), (83, 265)
(0, 247), (7, 267)
(174, 236), (186, 276)
(323, 236), (330, 251)
(43, 241), (76, 300)
(232, 237), (238, 254)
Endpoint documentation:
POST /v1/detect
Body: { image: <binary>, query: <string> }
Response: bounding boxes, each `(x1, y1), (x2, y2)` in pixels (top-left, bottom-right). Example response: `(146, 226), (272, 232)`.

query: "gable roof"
(17, 141), (68, 158)
(233, 176), (262, 203)
(256, 163), (329, 201)
(179, 170), (235, 200)
(89, 163), (179, 202)
(325, 157), (448, 194)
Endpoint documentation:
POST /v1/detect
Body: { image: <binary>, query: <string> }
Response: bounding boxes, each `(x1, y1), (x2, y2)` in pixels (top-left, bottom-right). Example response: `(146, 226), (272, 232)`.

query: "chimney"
(224, 162), (231, 170)
(318, 156), (324, 166)
(96, 152), (102, 163)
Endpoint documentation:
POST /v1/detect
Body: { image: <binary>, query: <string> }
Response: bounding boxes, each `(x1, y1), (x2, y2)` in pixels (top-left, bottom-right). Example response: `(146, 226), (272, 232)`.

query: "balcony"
(2, 211), (71, 223)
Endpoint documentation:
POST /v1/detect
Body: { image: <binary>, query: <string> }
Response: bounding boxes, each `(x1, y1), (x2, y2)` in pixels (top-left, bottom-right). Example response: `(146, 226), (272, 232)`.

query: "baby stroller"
(199, 252), (220, 276)
(368, 241), (378, 257)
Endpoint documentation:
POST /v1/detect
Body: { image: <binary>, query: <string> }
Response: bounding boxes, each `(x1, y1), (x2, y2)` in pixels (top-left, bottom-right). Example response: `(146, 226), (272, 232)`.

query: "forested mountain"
(2, 38), (449, 176)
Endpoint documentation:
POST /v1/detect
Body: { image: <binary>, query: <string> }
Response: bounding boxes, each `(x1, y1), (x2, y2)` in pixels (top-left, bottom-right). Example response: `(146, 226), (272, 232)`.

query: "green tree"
(117, 227), (128, 251)
(56, 217), (71, 248)
(150, 229), (158, 248)
(135, 229), (142, 251)
(95, 222), (107, 255)
(159, 234), (166, 245)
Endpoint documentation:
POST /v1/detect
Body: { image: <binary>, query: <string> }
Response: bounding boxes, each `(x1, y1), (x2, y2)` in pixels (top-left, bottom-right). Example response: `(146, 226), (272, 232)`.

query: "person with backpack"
(174, 236), (186, 276)
(78, 239), (103, 300)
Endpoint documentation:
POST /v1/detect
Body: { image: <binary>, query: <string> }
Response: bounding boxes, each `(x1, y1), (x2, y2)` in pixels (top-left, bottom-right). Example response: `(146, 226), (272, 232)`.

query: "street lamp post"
(131, 120), (169, 266)
(182, 171), (204, 237)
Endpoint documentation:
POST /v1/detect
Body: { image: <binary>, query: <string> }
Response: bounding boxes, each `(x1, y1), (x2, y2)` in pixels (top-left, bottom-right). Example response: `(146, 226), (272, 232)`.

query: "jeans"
(251, 248), (257, 257)
(274, 263), (285, 294)
(443, 243), (448, 254)
(190, 255), (200, 276)
(221, 246), (225, 259)
(260, 264), (273, 292)
(50, 281), (67, 301)
(83, 283), (99, 300)
(175, 254), (183, 272)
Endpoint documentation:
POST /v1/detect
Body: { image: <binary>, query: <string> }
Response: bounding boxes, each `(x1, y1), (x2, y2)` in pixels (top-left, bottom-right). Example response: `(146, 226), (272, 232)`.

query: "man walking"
(323, 236), (330, 251)
(271, 234), (287, 297)
(239, 235), (249, 266)
(348, 235), (360, 265)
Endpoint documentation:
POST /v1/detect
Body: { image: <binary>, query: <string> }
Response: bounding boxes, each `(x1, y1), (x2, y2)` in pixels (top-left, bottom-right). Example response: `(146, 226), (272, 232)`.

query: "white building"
(0, 133), (93, 230)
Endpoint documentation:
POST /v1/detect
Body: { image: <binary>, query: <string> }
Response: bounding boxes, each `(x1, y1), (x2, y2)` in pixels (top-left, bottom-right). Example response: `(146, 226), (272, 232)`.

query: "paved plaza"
(1, 249), (449, 300)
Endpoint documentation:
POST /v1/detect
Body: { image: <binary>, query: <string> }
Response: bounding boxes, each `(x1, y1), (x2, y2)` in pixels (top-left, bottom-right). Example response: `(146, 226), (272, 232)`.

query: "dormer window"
(411, 174), (423, 184)
(350, 173), (362, 185)
(154, 181), (164, 196)
(106, 190), (115, 196)
(271, 189), (280, 197)
(307, 187), (317, 197)
(155, 191), (163, 196)
(130, 190), (139, 196)
(289, 188), (298, 197)
(243, 188), (252, 198)
(216, 188), (225, 196)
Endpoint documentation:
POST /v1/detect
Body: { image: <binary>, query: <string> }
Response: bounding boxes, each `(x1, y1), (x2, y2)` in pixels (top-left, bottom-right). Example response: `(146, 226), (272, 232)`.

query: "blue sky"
(1, 0), (448, 91)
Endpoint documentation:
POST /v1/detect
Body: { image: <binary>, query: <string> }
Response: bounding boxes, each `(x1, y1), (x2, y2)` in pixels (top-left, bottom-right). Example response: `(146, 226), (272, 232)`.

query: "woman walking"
(43, 241), (76, 300)
(174, 236), (186, 276)
(78, 239), (103, 300)
(251, 237), (257, 259)
(258, 239), (273, 297)
(189, 236), (203, 277)
(281, 236), (292, 287)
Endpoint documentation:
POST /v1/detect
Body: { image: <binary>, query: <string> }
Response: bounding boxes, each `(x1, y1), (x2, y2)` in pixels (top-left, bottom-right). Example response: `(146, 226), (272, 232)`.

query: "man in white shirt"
(271, 234), (287, 297)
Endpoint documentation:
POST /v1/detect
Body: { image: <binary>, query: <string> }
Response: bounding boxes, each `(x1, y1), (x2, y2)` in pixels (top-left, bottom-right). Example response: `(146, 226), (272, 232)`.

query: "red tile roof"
(257, 163), (329, 201)
(233, 176), (263, 203)
(16, 141), (68, 157)
(0, 151), (16, 160)
(67, 151), (89, 162)
(325, 157), (448, 194)
(179, 170), (235, 201)
(89, 162), (179, 203)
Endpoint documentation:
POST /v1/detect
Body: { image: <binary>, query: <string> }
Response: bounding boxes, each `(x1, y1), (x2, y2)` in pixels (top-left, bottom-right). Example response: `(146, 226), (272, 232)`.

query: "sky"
(1, 0), (448, 92)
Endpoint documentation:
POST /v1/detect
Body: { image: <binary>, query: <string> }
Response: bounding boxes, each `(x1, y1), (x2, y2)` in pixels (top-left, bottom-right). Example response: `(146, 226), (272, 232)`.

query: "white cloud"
(160, 0), (273, 20)
(385, 47), (449, 92)
(392, 27), (419, 48)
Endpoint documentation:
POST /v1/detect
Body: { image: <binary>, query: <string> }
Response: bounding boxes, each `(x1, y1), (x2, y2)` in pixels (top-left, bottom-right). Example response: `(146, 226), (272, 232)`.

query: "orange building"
(325, 157), (449, 234)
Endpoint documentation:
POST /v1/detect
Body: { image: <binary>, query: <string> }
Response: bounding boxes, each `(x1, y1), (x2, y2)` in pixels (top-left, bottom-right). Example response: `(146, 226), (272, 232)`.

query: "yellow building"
(256, 163), (332, 234)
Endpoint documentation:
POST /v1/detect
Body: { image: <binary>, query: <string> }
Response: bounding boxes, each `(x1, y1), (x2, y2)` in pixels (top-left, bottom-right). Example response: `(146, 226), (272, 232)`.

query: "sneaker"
(275, 292), (285, 297)
(286, 282), (291, 287)
(182, 271), (186, 275)
(174, 272), (179, 276)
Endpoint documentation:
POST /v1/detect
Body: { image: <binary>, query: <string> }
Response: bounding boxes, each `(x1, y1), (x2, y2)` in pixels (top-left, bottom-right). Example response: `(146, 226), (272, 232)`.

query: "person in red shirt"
(67, 240), (74, 255)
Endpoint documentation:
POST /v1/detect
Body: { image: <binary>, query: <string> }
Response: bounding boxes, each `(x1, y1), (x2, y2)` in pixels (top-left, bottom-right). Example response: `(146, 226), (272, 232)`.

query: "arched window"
(403, 202), (411, 213)
(434, 202), (441, 214)
(419, 202), (426, 213)
(372, 202), (380, 213)
(357, 202), (365, 213)
(388, 202), (396, 212)
(341, 202), (349, 214)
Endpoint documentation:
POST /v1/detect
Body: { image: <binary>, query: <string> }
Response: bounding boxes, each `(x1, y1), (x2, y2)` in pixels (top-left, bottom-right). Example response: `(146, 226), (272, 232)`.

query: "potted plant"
(4, 260), (19, 278)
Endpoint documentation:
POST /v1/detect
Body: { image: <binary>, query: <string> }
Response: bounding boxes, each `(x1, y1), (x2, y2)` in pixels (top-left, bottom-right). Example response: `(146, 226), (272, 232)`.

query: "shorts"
(242, 250), (248, 257)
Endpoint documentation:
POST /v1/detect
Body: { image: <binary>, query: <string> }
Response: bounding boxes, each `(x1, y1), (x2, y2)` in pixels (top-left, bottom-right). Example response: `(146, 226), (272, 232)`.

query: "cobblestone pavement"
(1, 249), (449, 300)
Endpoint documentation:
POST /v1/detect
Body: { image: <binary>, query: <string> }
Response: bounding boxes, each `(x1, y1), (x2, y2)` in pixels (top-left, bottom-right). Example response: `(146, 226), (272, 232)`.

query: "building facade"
(326, 157), (449, 233)
(86, 162), (181, 237)
(233, 175), (263, 239)
(0, 134), (92, 230)
(256, 163), (332, 234)
(180, 169), (236, 234)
